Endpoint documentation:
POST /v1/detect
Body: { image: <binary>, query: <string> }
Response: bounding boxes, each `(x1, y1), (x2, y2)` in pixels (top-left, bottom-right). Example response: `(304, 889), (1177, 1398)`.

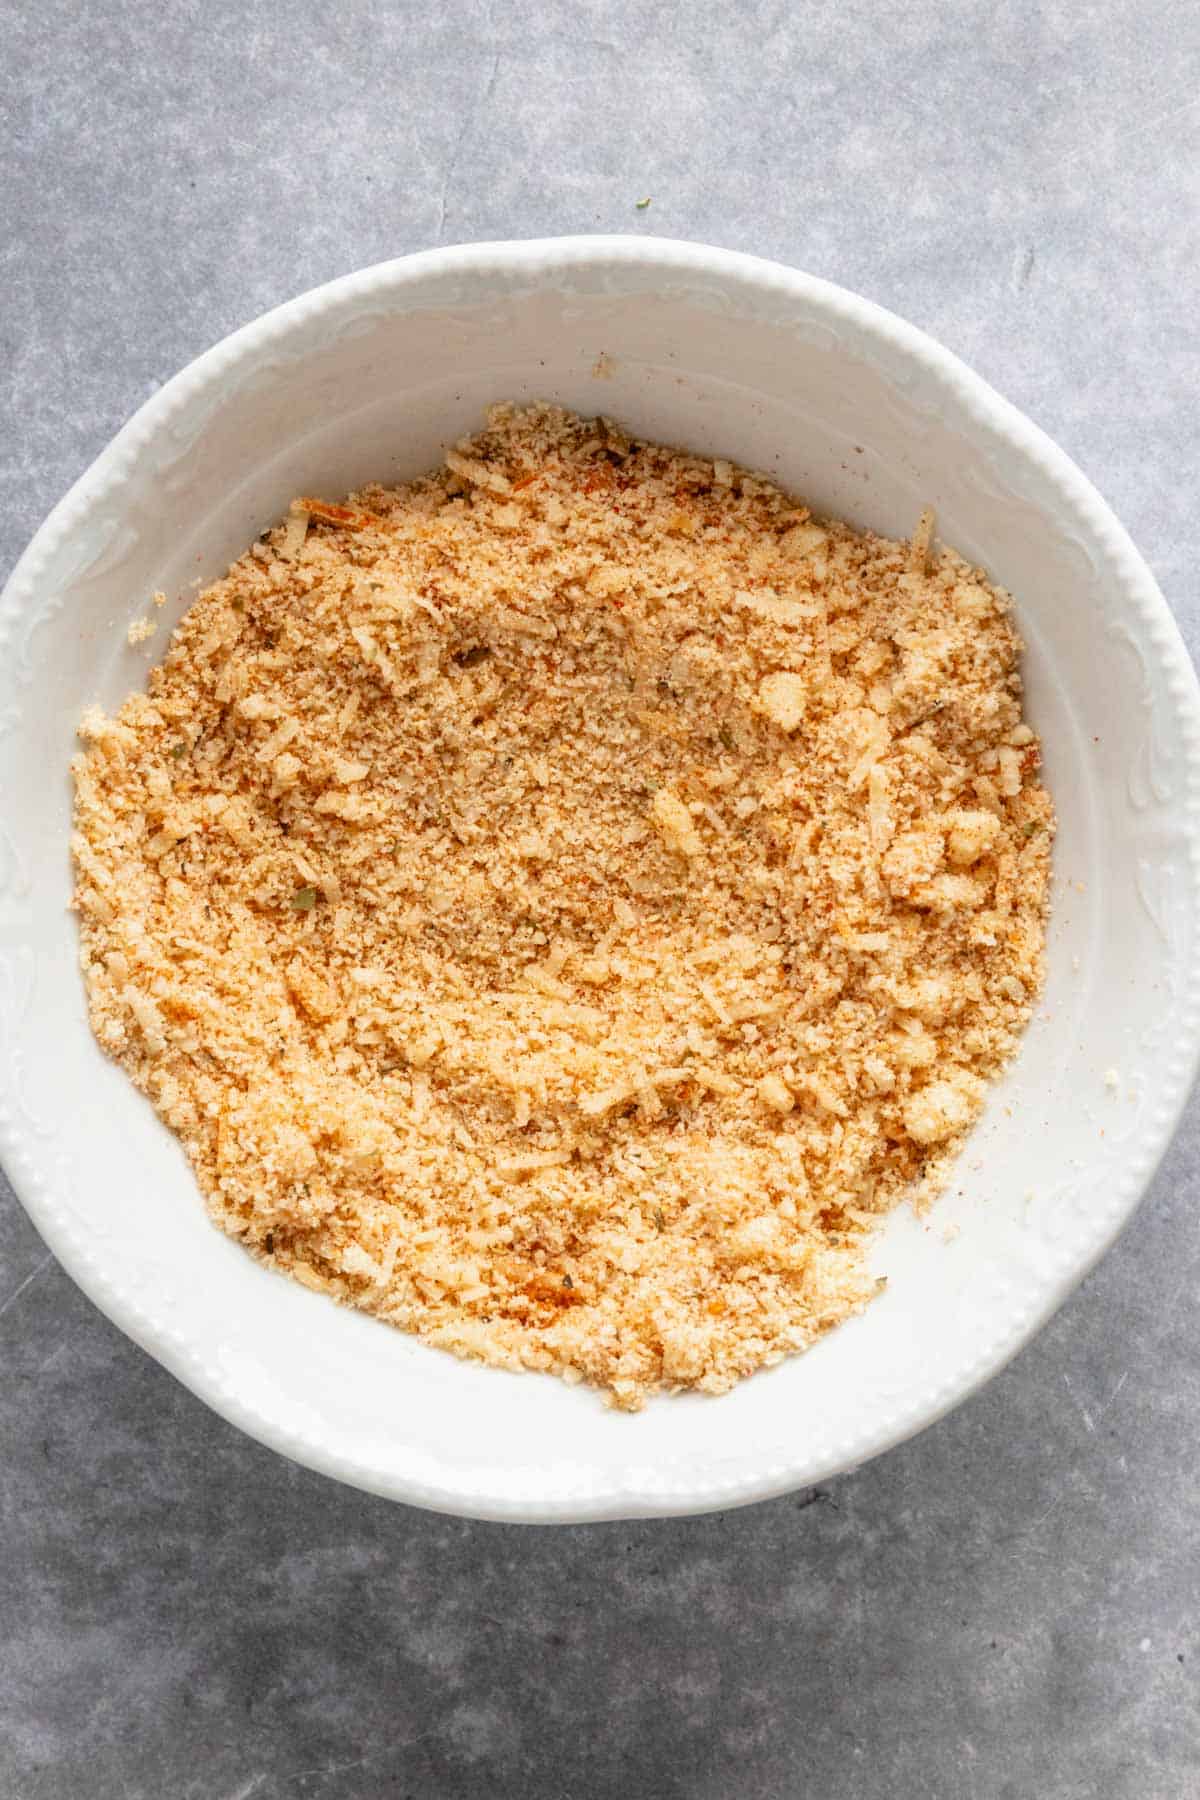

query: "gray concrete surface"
(3, 2), (1199, 1795)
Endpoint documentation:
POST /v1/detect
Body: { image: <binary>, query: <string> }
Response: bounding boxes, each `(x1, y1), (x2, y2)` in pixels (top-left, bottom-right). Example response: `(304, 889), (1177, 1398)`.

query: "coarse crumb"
(72, 404), (1054, 1409)
(127, 616), (157, 645)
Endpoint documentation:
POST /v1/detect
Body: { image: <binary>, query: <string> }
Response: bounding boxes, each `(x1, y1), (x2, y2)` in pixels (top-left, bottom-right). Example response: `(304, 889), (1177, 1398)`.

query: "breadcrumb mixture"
(72, 406), (1053, 1409)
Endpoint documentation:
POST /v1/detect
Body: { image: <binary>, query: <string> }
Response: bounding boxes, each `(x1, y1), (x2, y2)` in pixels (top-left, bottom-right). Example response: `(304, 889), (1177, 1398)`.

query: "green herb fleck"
(290, 885), (318, 912)
(635, 197), (652, 210)
(455, 644), (492, 668)
(718, 724), (735, 751)
(169, 741), (188, 760)
(231, 596), (245, 613)
(1024, 821), (1044, 838)
(653, 1207), (666, 1233)
(562, 1274), (574, 1289)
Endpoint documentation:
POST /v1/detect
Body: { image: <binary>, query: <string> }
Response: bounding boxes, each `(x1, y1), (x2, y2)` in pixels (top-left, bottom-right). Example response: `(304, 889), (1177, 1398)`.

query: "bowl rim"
(4, 233), (1200, 1522)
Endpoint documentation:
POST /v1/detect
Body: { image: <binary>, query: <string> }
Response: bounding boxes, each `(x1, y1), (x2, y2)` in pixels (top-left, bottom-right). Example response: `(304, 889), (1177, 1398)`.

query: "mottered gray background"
(2, 2), (1199, 1795)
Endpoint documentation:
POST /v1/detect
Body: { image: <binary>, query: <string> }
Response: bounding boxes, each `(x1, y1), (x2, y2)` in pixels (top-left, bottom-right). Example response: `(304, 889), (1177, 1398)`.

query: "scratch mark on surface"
(436, 52), (502, 240)
(1027, 1487), (1069, 1534)
(478, 1610), (558, 1645)
(1014, 244), (1035, 290)
(1097, 1368), (1129, 1422)
(223, 1777), (266, 1800)
(1056, 91), (1200, 172)
(1062, 1370), (1095, 1433)
(281, 1730), (439, 1788)
(288, 1757), (378, 1784)
(0, 1251), (51, 1323)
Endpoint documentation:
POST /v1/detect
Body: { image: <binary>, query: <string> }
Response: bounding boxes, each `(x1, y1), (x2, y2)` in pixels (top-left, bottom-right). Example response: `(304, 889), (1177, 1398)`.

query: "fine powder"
(72, 406), (1053, 1409)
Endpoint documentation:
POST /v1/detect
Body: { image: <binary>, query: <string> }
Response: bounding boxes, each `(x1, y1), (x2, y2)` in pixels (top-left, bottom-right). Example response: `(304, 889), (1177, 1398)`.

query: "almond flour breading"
(71, 405), (1053, 1409)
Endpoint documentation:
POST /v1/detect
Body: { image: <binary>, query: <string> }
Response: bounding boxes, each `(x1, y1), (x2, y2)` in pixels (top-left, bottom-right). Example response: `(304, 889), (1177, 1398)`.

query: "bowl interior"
(2, 242), (1196, 1519)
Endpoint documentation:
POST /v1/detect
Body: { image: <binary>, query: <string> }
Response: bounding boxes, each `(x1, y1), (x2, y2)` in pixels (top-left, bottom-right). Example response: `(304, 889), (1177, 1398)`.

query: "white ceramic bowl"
(3, 237), (1198, 1522)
